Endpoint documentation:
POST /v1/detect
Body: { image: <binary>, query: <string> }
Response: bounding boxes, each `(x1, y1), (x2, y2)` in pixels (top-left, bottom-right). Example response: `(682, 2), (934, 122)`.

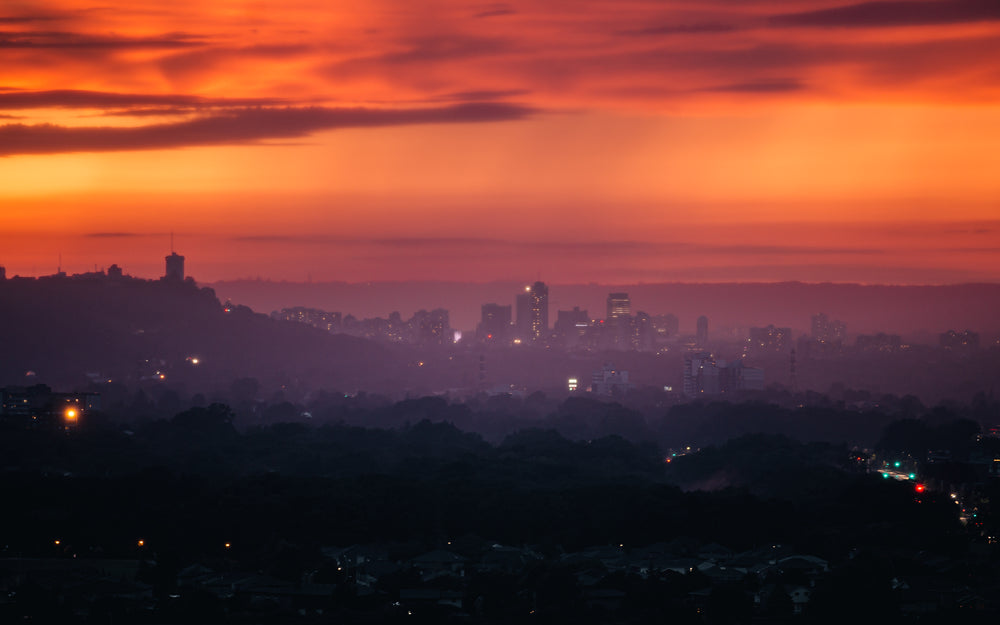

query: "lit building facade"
(606, 292), (631, 319)
(516, 281), (548, 342)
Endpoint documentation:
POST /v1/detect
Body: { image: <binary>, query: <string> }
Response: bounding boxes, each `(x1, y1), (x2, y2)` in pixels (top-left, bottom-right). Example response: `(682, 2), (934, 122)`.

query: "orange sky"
(1, 0), (999, 283)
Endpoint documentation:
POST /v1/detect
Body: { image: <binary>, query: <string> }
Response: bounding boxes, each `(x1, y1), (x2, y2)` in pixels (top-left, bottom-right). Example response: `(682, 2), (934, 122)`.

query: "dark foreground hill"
(0, 275), (392, 393)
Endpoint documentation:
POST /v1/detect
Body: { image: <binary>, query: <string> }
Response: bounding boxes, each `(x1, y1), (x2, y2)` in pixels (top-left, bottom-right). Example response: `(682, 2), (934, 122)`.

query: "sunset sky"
(2, 0), (999, 284)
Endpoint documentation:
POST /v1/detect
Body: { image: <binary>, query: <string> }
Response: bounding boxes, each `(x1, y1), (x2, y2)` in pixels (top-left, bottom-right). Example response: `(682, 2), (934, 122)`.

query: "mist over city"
(3, 1), (1000, 623)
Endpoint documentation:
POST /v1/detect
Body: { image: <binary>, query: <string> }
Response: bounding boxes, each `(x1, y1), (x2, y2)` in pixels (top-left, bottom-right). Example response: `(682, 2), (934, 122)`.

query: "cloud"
(85, 232), (149, 238)
(369, 35), (511, 65)
(771, 0), (1000, 28)
(435, 89), (530, 101)
(231, 235), (881, 256)
(0, 29), (203, 49)
(0, 16), (57, 24)
(325, 34), (514, 80)
(598, 263), (993, 284)
(157, 44), (314, 85)
(0, 102), (536, 155)
(474, 4), (516, 19)
(99, 108), (198, 117)
(618, 23), (737, 37)
(702, 79), (804, 93)
(0, 89), (285, 110)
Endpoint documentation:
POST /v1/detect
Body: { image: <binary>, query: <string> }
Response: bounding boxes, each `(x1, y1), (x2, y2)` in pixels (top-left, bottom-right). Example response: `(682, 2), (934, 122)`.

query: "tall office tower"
(683, 351), (715, 397)
(516, 291), (531, 338)
(516, 281), (548, 341)
(164, 252), (185, 281)
(606, 292), (631, 319)
(696, 315), (709, 347)
(811, 313), (847, 344)
(478, 303), (512, 341)
(412, 308), (450, 345)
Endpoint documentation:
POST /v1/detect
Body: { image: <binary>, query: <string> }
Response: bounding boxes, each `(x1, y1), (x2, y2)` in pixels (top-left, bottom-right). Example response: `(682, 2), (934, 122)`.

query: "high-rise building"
(696, 315), (709, 347)
(634, 311), (654, 351)
(411, 308), (450, 345)
(606, 292), (631, 319)
(516, 281), (548, 341)
(165, 252), (185, 281)
(554, 306), (589, 347)
(478, 303), (512, 342)
(811, 313), (847, 344)
(747, 325), (792, 352)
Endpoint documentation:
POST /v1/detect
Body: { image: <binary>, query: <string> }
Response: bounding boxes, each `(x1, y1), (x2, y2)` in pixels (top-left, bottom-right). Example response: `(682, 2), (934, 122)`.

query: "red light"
(915, 484), (926, 492)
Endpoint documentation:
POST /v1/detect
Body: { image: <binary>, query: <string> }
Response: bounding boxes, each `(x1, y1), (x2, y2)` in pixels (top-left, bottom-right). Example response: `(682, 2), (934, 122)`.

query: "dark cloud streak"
(702, 79), (804, 93)
(0, 103), (536, 156)
(231, 235), (882, 256)
(0, 89), (285, 110)
(0, 29), (203, 49)
(618, 23), (737, 37)
(0, 16), (57, 24)
(771, 0), (1000, 28)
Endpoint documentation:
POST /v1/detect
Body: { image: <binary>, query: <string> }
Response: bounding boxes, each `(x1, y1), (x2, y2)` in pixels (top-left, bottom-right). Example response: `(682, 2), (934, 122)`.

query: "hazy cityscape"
(1, 253), (999, 623)
(5, 1), (1000, 623)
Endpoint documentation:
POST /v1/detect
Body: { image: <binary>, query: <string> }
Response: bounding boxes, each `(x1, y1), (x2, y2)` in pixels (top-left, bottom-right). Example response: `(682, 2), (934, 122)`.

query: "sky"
(2, 0), (999, 284)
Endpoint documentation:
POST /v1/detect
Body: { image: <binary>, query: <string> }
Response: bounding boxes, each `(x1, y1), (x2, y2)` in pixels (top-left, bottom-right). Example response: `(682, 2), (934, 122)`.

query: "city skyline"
(2, 1), (1000, 283)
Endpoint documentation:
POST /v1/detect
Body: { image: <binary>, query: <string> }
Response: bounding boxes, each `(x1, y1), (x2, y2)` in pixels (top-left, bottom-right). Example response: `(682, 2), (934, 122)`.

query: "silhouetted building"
(386, 311), (405, 342)
(634, 311), (654, 351)
(652, 313), (679, 342)
(684, 352), (714, 396)
(747, 325), (792, 352)
(478, 303), (512, 342)
(516, 281), (548, 342)
(107, 264), (124, 279)
(940, 329), (979, 351)
(273, 307), (342, 333)
(591, 362), (630, 396)
(411, 308), (451, 345)
(683, 353), (763, 397)
(165, 252), (185, 281)
(554, 306), (589, 347)
(0, 266), (5, 280)
(855, 332), (902, 353)
(811, 313), (847, 344)
(606, 293), (631, 319)
(1, 384), (99, 427)
(696, 315), (709, 347)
